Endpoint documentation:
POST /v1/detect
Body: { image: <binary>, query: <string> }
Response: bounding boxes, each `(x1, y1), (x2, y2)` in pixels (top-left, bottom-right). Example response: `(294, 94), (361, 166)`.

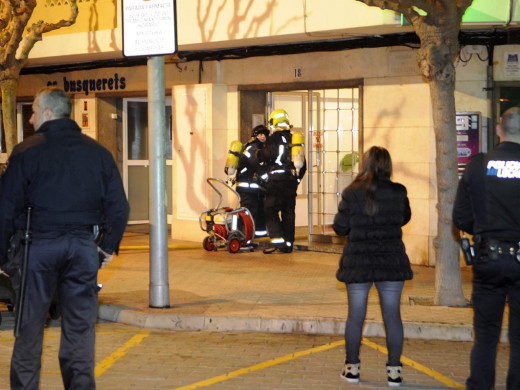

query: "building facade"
(3, 1), (520, 266)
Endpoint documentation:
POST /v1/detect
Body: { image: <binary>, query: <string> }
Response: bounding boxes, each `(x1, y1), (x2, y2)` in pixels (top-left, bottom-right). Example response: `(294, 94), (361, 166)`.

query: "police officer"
(453, 106), (520, 390)
(235, 124), (270, 238)
(258, 109), (306, 254)
(0, 87), (130, 389)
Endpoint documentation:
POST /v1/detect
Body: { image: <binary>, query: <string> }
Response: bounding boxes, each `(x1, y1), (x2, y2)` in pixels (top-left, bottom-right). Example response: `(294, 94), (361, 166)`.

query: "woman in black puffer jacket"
(334, 146), (412, 387)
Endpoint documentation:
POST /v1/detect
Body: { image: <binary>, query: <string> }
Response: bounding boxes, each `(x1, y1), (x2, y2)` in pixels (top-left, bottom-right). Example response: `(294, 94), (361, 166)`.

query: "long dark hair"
(350, 146), (392, 215)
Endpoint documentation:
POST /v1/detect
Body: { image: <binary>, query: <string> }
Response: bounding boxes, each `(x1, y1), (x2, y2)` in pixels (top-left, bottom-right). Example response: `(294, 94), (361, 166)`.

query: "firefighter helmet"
(268, 109), (291, 130)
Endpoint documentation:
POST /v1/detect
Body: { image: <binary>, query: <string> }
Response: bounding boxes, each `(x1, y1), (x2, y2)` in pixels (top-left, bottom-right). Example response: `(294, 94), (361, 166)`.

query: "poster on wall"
(456, 112), (480, 168)
(504, 51), (520, 78)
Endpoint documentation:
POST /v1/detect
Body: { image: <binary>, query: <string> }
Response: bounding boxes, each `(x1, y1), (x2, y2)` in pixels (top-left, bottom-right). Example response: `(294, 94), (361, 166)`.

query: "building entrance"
(494, 84), (520, 148)
(268, 86), (361, 242)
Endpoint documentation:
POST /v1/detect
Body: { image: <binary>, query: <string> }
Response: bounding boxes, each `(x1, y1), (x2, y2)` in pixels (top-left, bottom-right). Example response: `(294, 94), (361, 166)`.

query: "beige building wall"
(25, 0), (405, 65)
(14, 43), (491, 265)
(171, 84), (240, 241)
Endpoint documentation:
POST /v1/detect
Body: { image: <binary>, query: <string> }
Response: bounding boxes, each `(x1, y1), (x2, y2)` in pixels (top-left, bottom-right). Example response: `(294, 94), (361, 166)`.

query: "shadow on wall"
(173, 87), (207, 217)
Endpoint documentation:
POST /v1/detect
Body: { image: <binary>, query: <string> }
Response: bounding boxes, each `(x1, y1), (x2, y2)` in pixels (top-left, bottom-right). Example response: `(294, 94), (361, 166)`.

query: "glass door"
(123, 98), (173, 224)
(268, 88), (361, 239)
(268, 92), (309, 228)
(308, 88), (360, 236)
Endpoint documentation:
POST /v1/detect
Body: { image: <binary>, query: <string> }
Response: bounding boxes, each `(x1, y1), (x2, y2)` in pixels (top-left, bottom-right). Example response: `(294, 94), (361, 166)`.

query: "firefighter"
(258, 109), (307, 254)
(235, 124), (270, 238)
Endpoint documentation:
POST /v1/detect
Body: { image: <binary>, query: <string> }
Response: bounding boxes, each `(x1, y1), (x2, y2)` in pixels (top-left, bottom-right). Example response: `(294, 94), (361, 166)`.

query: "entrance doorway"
(0, 103), (33, 164)
(494, 84), (520, 148)
(268, 86), (361, 241)
(123, 98), (173, 225)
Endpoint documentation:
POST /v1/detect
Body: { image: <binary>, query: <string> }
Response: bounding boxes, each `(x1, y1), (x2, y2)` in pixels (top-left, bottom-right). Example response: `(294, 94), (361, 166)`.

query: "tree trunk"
(1, 78), (20, 156)
(354, 0), (472, 307)
(413, 14), (467, 307)
(429, 75), (467, 306)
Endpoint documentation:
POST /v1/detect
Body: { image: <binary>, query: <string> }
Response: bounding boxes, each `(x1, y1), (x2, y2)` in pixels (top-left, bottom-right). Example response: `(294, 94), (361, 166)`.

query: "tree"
(355, 0), (473, 306)
(0, 0), (78, 156)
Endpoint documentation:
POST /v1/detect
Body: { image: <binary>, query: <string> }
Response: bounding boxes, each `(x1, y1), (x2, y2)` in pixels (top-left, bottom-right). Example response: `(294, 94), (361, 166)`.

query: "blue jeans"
(467, 251), (520, 390)
(345, 281), (404, 366)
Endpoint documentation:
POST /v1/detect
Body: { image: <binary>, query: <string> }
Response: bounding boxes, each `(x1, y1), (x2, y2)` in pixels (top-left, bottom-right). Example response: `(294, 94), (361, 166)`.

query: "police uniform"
(453, 141), (520, 390)
(258, 128), (306, 253)
(0, 117), (129, 389)
(235, 133), (269, 237)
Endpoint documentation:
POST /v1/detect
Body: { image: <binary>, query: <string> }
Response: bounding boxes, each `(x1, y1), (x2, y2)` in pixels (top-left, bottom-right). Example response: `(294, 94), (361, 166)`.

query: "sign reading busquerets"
(122, 0), (177, 57)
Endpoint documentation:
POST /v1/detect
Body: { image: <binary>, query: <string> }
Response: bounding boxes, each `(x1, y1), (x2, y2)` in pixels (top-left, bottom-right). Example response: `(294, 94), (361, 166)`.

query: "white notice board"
(122, 0), (177, 57)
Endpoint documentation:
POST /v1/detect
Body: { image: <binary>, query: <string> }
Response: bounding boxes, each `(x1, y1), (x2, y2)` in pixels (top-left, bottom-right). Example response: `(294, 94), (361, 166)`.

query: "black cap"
(251, 124), (269, 138)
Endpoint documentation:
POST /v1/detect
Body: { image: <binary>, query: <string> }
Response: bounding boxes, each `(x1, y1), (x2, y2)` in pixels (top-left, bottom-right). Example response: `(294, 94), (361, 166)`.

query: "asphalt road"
(0, 311), (511, 389)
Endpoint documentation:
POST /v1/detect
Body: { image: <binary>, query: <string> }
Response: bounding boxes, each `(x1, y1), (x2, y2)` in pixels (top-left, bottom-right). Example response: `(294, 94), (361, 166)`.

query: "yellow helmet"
(268, 109), (290, 130)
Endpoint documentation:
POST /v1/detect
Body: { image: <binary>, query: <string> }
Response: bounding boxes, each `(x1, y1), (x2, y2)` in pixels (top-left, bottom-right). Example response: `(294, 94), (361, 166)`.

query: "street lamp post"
(148, 55), (170, 308)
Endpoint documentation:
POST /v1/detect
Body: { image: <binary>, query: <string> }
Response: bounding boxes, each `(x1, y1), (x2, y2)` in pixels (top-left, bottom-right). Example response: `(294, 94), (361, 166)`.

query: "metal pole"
(307, 91), (313, 236)
(147, 55), (170, 308)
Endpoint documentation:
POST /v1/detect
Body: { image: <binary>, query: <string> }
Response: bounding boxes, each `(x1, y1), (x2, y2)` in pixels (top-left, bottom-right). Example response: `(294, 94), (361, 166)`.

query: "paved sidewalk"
(97, 231), (508, 342)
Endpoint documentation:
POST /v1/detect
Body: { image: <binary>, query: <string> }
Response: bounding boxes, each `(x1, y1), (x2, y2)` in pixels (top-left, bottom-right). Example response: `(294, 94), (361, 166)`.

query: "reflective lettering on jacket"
(274, 135), (288, 166)
(237, 182), (261, 189)
(487, 160), (520, 179)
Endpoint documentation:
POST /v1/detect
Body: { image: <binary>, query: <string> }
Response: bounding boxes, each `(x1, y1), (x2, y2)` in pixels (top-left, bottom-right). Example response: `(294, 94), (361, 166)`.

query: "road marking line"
(94, 331), (150, 378)
(0, 328), (144, 342)
(174, 340), (345, 390)
(175, 337), (465, 390)
(361, 337), (465, 389)
(96, 329), (147, 335)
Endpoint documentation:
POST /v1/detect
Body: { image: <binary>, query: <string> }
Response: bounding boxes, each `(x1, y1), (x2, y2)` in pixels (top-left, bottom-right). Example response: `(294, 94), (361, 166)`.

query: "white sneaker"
(386, 363), (403, 387)
(340, 362), (360, 383)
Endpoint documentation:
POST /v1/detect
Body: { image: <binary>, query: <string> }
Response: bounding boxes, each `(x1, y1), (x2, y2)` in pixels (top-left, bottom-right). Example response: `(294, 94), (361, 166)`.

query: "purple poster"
(456, 112), (480, 166)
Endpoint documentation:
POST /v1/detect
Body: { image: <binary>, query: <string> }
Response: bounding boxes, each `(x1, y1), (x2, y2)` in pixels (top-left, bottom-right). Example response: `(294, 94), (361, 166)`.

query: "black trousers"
(264, 180), (297, 245)
(10, 230), (99, 390)
(467, 250), (520, 390)
(237, 189), (266, 234)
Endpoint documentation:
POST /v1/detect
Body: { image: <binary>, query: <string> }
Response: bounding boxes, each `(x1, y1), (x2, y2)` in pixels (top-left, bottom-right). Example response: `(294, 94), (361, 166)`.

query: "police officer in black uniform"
(235, 125), (270, 238)
(0, 87), (130, 389)
(258, 109), (306, 254)
(453, 106), (520, 390)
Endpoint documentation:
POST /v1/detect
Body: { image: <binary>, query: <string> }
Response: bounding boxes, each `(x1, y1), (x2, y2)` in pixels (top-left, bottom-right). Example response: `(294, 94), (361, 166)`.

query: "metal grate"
(308, 88), (360, 236)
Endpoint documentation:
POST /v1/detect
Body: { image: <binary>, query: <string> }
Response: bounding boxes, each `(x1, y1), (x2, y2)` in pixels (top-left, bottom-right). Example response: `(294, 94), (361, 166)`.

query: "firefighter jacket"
(257, 129), (307, 184)
(235, 138), (268, 193)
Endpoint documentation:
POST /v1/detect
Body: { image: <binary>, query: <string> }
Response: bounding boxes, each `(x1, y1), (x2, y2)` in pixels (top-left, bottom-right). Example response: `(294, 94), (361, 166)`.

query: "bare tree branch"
(398, 0), (434, 13)
(0, 0), (15, 30)
(3, 0), (35, 69)
(17, 0), (78, 69)
(456, 0), (474, 18)
(0, 0), (78, 155)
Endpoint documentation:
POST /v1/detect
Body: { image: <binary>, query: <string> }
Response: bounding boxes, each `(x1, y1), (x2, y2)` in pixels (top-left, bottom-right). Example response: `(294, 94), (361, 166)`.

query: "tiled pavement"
(96, 230), (505, 342)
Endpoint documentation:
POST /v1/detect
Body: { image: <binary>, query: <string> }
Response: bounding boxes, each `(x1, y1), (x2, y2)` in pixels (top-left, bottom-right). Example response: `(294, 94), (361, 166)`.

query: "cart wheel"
(203, 236), (216, 251)
(227, 235), (241, 254)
